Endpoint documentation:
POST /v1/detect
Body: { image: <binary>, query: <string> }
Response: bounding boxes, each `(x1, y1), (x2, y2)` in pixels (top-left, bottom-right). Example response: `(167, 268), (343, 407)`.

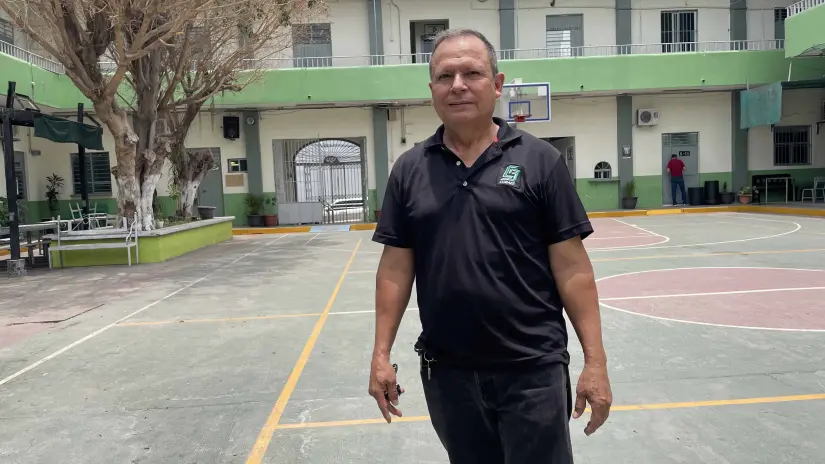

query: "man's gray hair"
(428, 28), (500, 78)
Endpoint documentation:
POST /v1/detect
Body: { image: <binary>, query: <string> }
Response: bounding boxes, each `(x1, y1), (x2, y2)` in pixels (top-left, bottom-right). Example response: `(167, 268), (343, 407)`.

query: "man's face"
(428, 35), (505, 126)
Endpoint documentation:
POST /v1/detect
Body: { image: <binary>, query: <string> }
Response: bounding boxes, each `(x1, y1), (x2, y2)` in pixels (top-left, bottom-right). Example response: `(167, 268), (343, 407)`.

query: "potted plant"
(621, 178), (638, 209)
(197, 205), (217, 220)
(738, 186), (753, 204)
(155, 211), (166, 229)
(720, 182), (736, 204)
(245, 193), (264, 227)
(262, 195), (278, 227)
(45, 173), (65, 219)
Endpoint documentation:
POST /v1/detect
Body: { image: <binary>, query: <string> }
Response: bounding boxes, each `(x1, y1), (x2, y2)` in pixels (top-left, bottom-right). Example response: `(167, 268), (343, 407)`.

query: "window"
(774, 8), (788, 41)
(661, 10), (697, 52)
(0, 18), (13, 45)
(546, 14), (583, 57)
(71, 152), (112, 194)
(594, 161), (612, 179)
(227, 158), (248, 173)
(292, 23), (332, 68)
(773, 126), (811, 166)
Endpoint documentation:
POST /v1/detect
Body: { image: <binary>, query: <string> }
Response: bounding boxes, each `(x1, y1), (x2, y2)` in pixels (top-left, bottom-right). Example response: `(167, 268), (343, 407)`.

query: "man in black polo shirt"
(367, 28), (612, 463)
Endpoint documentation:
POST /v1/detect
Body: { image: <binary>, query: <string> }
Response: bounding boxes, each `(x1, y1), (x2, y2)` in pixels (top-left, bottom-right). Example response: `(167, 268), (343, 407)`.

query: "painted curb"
(228, 205), (824, 235)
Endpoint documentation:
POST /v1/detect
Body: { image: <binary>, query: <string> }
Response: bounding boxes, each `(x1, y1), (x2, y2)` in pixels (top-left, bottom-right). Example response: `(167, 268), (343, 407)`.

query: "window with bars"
(546, 14), (583, 57)
(773, 126), (811, 166)
(774, 8), (788, 41)
(71, 152), (112, 194)
(0, 18), (13, 45)
(292, 23), (332, 68)
(661, 10), (697, 52)
(594, 161), (612, 179)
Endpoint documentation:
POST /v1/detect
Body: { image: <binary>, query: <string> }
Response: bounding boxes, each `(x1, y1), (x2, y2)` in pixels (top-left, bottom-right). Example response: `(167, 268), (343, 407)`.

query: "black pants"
(420, 357), (574, 464)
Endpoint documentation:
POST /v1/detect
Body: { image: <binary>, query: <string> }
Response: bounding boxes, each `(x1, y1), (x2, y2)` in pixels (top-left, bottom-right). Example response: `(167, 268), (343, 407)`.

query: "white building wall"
(520, 97), (618, 179)
(381, 0), (501, 57)
(632, 92), (732, 176)
(258, 108), (375, 196)
(516, 0), (616, 51)
(748, 88), (825, 171)
(631, 0), (731, 45)
(746, 0), (795, 42)
(387, 106), (442, 171)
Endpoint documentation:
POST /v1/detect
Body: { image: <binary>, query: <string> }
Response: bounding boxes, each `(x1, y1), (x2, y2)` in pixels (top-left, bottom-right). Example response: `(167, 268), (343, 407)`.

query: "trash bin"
(704, 180), (720, 205)
(688, 187), (704, 206)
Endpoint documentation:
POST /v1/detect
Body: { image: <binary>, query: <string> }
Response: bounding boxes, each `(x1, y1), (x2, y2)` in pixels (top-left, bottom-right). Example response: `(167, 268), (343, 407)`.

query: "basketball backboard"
(496, 81), (551, 124)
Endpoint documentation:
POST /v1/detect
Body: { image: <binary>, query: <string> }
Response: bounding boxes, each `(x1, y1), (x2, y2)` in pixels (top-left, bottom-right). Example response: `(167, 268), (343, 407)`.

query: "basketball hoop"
(513, 114), (531, 123)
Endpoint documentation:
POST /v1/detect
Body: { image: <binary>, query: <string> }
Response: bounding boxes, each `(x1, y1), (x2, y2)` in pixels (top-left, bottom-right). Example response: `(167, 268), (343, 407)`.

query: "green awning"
(33, 113), (104, 150)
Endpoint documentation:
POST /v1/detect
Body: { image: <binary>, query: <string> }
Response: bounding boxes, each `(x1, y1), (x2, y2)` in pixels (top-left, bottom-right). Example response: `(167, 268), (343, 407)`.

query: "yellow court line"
(590, 247), (825, 263)
(273, 392), (825, 431)
(115, 313), (323, 327)
(245, 238), (362, 464)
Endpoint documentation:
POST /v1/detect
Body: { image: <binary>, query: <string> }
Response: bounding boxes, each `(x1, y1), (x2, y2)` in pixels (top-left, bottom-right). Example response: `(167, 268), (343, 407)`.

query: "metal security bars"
(661, 10), (698, 52)
(0, 18), (13, 45)
(774, 8), (788, 40)
(773, 126), (811, 166)
(281, 138), (367, 224)
(71, 152), (112, 194)
(546, 14), (583, 58)
(292, 23), (332, 68)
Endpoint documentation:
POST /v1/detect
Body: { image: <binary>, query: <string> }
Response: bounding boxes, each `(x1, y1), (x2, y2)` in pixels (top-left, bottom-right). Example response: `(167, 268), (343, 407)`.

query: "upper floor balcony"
(784, 0), (825, 57)
(787, 0), (825, 16)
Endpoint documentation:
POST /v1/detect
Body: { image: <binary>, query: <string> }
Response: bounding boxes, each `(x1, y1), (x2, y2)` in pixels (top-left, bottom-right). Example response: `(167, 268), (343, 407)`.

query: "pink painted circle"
(597, 267), (825, 330)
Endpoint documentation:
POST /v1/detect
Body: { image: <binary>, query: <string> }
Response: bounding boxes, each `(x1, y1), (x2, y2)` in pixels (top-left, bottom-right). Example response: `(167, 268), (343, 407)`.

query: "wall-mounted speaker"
(223, 116), (240, 140)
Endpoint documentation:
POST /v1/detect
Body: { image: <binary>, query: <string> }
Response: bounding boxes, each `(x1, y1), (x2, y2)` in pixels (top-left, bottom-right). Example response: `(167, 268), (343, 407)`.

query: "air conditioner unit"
(636, 109), (660, 126)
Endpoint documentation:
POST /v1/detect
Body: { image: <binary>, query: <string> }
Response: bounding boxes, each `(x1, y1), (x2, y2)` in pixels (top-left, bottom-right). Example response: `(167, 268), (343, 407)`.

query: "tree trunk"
(173, 147), (214, 218)
(94, 100), (140, 226)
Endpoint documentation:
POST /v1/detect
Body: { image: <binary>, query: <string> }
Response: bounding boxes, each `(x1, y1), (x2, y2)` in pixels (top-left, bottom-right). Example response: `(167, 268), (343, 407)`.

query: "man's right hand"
(368, 354), (404, 423)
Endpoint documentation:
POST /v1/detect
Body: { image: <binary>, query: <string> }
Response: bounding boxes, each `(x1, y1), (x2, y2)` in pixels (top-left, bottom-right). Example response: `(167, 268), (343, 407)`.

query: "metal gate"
(280, 138), (367, 224)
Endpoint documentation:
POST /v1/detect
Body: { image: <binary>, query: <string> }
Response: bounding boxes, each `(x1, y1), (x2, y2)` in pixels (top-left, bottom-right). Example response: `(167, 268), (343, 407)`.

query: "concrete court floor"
(1, 212), (824, 463)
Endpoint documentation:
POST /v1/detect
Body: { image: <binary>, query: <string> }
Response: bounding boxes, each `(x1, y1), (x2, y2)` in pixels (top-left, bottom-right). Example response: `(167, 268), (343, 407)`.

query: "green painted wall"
(749, 168), (825, 202)
(576, 179), (620, 211)
(5, 50), (825, 110)
(49, 220), (233, 267)
(634, 175), (663, 209)
(785, 4), (825, 58)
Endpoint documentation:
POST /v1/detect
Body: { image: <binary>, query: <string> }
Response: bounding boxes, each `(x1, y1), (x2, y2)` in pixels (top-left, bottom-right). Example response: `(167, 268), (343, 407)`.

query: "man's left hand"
(572, 362), (612, 436)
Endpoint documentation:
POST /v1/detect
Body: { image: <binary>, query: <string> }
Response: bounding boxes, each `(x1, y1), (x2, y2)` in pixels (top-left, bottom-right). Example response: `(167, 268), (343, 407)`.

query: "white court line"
(0, 234), (292, 388)
(304, 233), (321, 245)
(587, 235), (656, 240)
(596, 266), (825, 333)
(587, 218), (670, 251)
(601, 286), (825, 301)
(589, 218), (801, 252)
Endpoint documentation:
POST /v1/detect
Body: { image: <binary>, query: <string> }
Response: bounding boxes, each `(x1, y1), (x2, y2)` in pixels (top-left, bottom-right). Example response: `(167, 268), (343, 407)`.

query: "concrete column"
(243, 110), (263, 195)
(367, 0), (390, 215)
(499, 0), (516, 52)
(616, 0), (634, 207)
(731, 91), (749, 191)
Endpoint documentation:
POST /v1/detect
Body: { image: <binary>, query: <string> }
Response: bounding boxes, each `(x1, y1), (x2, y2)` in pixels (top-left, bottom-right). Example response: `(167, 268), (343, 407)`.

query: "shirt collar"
(422, 117), (522, 150)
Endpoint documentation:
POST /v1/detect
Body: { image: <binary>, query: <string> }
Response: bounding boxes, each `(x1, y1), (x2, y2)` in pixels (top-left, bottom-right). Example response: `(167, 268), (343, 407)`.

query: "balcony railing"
(0, 40), (64, 74)
(4, 38), (785, 76)
(787, 0), (825, 17)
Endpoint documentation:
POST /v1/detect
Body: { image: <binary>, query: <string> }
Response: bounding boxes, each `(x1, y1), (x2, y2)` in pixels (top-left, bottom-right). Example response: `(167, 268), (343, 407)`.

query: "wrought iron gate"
(281, 138), (367, 224)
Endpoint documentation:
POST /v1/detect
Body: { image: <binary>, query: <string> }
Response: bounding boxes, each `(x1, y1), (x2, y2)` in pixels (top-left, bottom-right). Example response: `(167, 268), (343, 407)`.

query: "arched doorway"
(281, 138), (367, 224)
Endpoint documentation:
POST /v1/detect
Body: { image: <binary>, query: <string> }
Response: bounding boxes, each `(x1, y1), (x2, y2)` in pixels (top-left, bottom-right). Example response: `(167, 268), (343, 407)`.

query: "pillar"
(243, 110), (263, 195)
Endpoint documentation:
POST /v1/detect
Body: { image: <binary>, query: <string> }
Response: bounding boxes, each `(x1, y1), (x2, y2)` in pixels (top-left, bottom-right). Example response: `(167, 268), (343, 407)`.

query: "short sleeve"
(372, 163), (413, 248)
(542, 156), (593, 245)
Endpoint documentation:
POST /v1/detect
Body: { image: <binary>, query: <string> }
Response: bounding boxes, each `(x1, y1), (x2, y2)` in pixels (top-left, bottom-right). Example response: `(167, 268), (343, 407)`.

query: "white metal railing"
(3, 38), (785, 75)
(787, 0), (825, 17)
(0, 40), (65, 74)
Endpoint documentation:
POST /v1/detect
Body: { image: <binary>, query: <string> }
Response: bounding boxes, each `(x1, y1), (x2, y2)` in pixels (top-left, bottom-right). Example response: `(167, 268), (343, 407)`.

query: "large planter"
(263, 214), (278, 227)
(738, 194), (753, 204)
(621, 196), (638, 210)
(197, 206), (216, 220)
(720, 192), (736, 204)
(247, 215), (263, 227)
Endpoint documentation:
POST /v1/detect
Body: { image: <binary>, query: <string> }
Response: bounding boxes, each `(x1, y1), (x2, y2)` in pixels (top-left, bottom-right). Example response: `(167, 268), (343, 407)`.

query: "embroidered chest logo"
(497, 164), (522, 187)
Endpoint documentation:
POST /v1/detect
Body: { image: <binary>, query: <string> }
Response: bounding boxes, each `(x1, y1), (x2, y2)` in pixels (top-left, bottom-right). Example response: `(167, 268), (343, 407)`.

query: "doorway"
(661, 132), (699, 205)
(542, 137), (576, 181)
(193, 147), (225, 216)
(410, 21), (448, 63)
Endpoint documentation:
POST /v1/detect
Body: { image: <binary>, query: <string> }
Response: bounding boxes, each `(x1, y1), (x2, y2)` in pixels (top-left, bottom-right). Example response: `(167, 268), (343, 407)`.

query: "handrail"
(787, 0), (825, 17)
(2, 38), (785, 75)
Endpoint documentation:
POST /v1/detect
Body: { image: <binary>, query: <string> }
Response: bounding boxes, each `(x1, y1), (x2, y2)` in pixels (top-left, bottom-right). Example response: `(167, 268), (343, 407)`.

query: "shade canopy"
(33, 113), (104, 150)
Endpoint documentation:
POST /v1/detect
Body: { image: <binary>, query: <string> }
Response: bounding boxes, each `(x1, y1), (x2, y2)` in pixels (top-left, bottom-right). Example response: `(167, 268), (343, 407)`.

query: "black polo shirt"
(372, 117), (593, 369)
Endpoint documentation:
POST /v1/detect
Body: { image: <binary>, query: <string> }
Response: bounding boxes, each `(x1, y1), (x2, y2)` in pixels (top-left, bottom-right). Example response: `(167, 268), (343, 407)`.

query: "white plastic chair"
(800, 177), (825, 203)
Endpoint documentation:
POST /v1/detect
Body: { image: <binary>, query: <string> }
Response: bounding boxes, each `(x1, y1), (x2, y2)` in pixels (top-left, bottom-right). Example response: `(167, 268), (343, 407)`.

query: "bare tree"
(0, 0), (214, 227)
(156, 0), (329, 218)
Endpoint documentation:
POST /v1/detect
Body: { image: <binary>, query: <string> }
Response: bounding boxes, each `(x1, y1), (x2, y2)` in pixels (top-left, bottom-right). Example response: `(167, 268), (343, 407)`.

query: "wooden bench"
(48, 213), (140, 268)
